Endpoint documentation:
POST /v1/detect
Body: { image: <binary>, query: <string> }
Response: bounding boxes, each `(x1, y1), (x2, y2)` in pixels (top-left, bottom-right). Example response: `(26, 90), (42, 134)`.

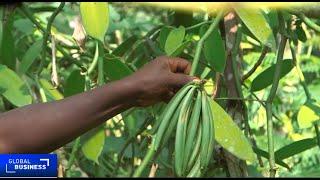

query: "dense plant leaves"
(0, 15), (15, 70)
(252, 147), (290, 170)
(208, 98), (255, 162)
(81, 125), (105, 164)
(164, 26), (185, 56)
(104, 54), (133, 81)
(39, 79), (63, 101)
(18, 39), (42, 75)
(200, 24), (226, 73)
(0, 65), (32, 107)
(297, 101), (320, 128)
(235, 8), (276, 49)
(275, 138), (317, 160)
(64, 69), (85, 97)
(112, 35), (138, 57)
(80, 2), (109, 42)
(251, 59), (294, 92)
(159, 26), (173, 51)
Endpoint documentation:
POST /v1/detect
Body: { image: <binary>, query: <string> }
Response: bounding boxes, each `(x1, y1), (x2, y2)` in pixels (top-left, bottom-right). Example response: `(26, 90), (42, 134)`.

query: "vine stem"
(242, 46), (269, 82)
(133, 139), (156, 177)
(19, 4), (87, 72)
(266, 18), (287, 177)
(66, 137), (81, 177)
(87, 41), (99, 75)
(290, 11), (320, 33)
(37, 2), (65, 75)
(189, 11), (224, 76)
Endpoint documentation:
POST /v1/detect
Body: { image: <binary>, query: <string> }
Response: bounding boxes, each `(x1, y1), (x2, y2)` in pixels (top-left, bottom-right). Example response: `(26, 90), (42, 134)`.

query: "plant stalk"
(37, 2), (65, 75)
(266, 16), (287, 176)
(190, 11), (224, 76)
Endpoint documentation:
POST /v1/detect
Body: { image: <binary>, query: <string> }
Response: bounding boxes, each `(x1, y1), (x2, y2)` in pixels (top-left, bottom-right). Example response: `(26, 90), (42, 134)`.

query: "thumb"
(169, 73), (198, 89)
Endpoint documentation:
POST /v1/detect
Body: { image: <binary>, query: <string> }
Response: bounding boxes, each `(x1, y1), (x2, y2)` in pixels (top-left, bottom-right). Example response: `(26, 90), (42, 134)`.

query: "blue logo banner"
(0, 154), (57, 177)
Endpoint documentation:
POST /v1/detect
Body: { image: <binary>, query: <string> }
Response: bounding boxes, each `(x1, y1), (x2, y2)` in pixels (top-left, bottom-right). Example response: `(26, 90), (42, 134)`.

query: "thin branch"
(242, 46), (269, 82)
(185, 20), (214, 31)
(18, 5), (46, 32)
(37, 2), (65, 75)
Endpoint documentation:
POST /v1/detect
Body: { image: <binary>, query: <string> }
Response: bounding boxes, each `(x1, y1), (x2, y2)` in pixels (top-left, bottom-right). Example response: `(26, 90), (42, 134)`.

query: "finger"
(169, 73), (197, 89)
(168, 57), (192, 74)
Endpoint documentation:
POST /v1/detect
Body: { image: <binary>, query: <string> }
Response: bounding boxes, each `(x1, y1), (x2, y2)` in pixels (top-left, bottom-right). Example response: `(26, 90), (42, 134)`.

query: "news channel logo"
(0, 154), (58, 177)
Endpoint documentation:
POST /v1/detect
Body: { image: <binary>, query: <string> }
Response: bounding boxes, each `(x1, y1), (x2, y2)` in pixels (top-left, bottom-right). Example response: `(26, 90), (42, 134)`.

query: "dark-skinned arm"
(0, 56), (196, 154)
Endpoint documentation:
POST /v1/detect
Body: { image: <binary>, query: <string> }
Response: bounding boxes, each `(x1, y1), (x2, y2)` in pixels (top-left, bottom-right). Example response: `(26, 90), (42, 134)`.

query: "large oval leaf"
(159, 26), (173, 51)
(297, 101), (320, 129)
(104, 55), (133, 81)
(275, 138), (317, 160)
(39, 79), (64, 101)
(81, 125), (105, 164)
(251, 59), (294, 92)
(200, 24), (226, 73)
(18, 39), (42, 75)
(0, 65), (32, 107)
(80, 2), (109, 42)
(64, 69), (85, 97)
(164, 26), (185, 56)
(235, 8), (276, 49)
(208, 98), (255, 162)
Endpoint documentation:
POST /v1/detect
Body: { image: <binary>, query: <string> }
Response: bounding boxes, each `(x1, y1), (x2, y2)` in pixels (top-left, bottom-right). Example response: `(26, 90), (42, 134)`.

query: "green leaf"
(164, 26), (185, 56)
(0, 65), (32, 107)
(251, 59), (294, 92)
(235, 8), (276, 49)
(112, 35), (138, 57)
(39, 79), (64, 101)
(159, 26), (173, 51)
(104, 54), (133, 81)
(13, 18), (35, 35)
(209, 98), (255, 162)
(264, 10), (279, 31)
(200, 24), (226, 73)
(275, 138), (317, 160)
(297, 101), (320, 128)
(252, 147), (290, 170)
(295, 25), (307, 42)
(0, 8), (2, 49)
(64, 69), (85, 97)
(81, 125), (105, 164)
(0, 15), (15, 70)
(170, 40), (190, 57)
(80, 2), (109, 42)
(18, 39), (42, 75)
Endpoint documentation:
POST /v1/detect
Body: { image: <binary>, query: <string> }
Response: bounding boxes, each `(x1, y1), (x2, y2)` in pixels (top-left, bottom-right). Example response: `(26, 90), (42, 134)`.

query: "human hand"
(127, 56), (197, 107)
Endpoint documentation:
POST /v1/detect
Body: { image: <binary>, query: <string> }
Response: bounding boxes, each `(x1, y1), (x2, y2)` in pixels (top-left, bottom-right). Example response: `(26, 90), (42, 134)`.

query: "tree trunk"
(221, 11), (248, 177)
